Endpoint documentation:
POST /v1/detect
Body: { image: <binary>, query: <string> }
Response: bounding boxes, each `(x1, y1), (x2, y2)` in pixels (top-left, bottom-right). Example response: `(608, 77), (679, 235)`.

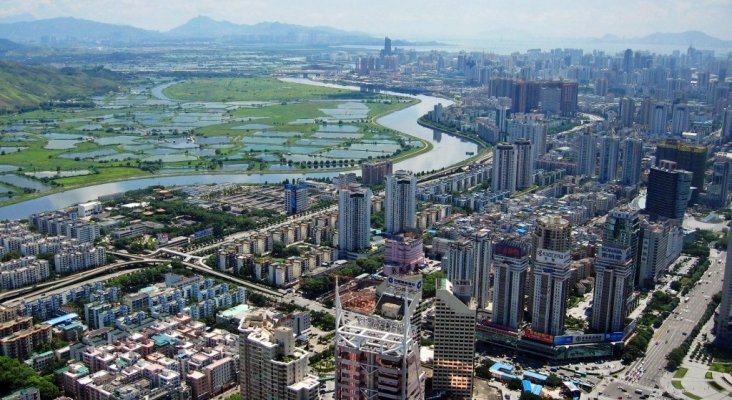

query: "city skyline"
(1, 0), (731, 43)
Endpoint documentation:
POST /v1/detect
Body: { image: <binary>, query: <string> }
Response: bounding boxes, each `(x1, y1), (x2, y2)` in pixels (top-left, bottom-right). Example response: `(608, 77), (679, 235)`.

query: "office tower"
(623, 49), (634, 73)
(655, 140), (707, 201)
(619, 98), (635, 128)
(717, 226), (732, 346)
(591, 208), (640, 333)
(671, 103), (689, 136)
(646, 161), (692, 220)
(385, 170), (417, 235)
(708, 155), (732, 208)
(239, 314), (321, 400)
(284, 181), (309, 215)
(576, 130), (597, 177)
(433, 279), (476, 399)
(514, 139), (534, 189)
(441, 230), (492, 309)
(530, 215), (572, 336)
(650, 103), (668, 136)
(384, 36), (392, 55)
(598, 135), (620, 183)
(637, 220), (670, 289)
(361, 159), (393, 185)
(334, 280), (424, 400)
(338, 184), (372, 258)
(492, 240), (530, 329)
(722, 108), (732, 141)
(621, 138), (643, 186)
(492, 143), (517, 194)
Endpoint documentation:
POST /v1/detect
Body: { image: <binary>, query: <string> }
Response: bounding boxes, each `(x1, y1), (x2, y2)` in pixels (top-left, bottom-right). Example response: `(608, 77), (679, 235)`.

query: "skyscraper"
(492, 143), (517, 194)
(383, 36), (392, 56)
(239, 313), (321, 400)
(671, 103), (689, 136)
(492, 240), (530, 329)
(637, 219), (670, 289)
(621, 137), (643, 186)
(650, 103), (668, 136)
(385, 170), (417, 236)
(514, 139), (534, 190)
(576, 130), (596, 177)
(645, 161), (692, 220)
(334, 280), (424, 399)
(506, 119), (546, 162)
(433, 279), (476, 399)
(655, 140), (707, 202)
(530, 215), (572, 336)
(722, 108), (732, 141)
(623, 49), (634, 73)
(708, 155), (732, 208)
(284, 181), (309, 215)
(441, 230), (492, 309)
(598, 135), (620, 183)
(338, 184), (372, 258)
(619, 98), (635, 128)
(717, 226), (732, 347)
(591, 208), (640, 333)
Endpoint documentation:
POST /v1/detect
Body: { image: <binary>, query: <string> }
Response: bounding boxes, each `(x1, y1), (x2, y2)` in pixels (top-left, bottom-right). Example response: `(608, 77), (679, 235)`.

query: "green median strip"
(674, 367), (689, 379)
(672, 380), (684, 390)
(683, 391), (702, 400)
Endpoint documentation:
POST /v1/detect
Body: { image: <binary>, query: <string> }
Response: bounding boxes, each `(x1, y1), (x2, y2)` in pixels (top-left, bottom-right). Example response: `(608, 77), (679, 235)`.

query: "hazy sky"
(1, 0), (731, 40)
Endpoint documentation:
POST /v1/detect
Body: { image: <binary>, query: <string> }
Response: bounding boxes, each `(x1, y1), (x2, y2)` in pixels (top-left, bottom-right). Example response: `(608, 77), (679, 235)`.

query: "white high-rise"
(385, 170), (417, 235)
(671, 103), (689, 136)
(576, 130), (596, 177)
(441, 230), (492, 310)
(598, 135), (620, 183)
(338, 184), (372, 258)
(621, 138), (643, 186)
(492, 240), (530, 329)
(492, 143), (517, 194)
(514, 139), (534, 190)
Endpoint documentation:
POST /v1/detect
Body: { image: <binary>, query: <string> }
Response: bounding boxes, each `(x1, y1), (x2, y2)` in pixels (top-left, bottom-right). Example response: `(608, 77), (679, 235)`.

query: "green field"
(163, 77), (354, 102)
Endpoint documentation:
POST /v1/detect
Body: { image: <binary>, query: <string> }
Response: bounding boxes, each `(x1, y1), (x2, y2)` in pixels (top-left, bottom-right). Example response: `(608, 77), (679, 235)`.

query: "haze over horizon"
(1, 0), (731, 42)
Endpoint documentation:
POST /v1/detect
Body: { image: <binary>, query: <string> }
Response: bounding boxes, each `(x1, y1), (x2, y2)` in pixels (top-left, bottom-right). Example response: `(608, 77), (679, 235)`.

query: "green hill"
(0, 61), (120, 111)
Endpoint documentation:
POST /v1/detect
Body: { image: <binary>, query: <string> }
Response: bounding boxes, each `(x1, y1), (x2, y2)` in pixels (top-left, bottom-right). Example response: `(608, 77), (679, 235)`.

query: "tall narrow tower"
(576, 130), (597, 177)
(492, 239), (530, 329)
(492, 143), (517, 194)
(385, 170), (417, 236)
(621, 137), (643, 186)
(338, 184), (372, 258)
(598, 135), (620, 183)
(514, 139), (534, 190)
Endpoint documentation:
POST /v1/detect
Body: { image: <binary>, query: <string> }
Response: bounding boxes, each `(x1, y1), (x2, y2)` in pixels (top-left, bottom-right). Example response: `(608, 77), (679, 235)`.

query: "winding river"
(0, 80), (478, 220)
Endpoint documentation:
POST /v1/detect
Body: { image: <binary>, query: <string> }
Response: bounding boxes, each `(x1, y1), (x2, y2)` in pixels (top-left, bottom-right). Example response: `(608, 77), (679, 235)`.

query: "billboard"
(522, 329), (554, 345)
(495, 242), (528, 258)
(553, 332), (625, 345)
(535, 249), (570, 265)
(598, 246), (630, 262)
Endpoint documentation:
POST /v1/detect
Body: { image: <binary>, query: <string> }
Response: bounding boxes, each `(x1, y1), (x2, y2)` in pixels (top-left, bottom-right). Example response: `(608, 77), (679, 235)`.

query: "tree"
(0, 356), (59, 399)
(545, 373), (563, 388)
(507, 378), (523, 391)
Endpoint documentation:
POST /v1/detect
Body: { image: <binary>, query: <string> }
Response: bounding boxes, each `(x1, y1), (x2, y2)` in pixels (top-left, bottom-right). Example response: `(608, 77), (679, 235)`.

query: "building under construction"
(334, 277), (425, 400)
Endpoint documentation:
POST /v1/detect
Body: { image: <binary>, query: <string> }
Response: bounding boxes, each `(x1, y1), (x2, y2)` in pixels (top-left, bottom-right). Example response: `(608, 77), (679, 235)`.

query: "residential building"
(576, 130), (596, 177)
(492, 240), (530, 329)
(492, 143), (517, 194)
(514, 139), (533, 190)
(621, 138), (643, 186)
(361, 160), (393, 186)
(284, 181), (309, 215)
(598, 135), (620, 183)
(385, 170), (417, 235)
(338, 184), (372, 258)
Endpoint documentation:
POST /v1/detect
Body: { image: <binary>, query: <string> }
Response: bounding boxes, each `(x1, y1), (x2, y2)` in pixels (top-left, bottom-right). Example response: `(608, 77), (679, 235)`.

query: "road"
(597, 248), (726, 399)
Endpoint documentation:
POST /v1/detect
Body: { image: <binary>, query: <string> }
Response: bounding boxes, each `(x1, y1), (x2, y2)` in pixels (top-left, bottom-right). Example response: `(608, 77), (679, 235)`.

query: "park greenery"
(421, 270), (447, 299)
(106, 264), (192, 293)
(0, 356), (59, 399)
(300, 255), (383, 299)
(311, 310), (336, 331)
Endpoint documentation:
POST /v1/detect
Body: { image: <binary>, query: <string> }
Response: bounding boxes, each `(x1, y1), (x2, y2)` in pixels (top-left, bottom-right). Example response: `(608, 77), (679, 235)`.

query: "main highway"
(596, 247), (726, 399)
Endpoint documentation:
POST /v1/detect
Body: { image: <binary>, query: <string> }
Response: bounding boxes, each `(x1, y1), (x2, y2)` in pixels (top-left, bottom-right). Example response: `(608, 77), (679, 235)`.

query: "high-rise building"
(514, 139), (534, 190)
(334, 280), (424, 399)
(637, 220), (670, 289)
(591, 208), (639, 333)
(492, 240), (530, 329)
(598, 135), (620, 183)
(338, 184), (372, 258)
(383, 36), (392, 56)
(506, 119), (547, 162)
(717, 226), (732, 346)
(284, 181), (309, 215)
(492, 143), (517, 194)
(707, 154), (732, 208)
(433, 279), (476, 399)
(239, 313), (321, 400)
(621, 138), (643, 186)
(655, 140), (707, 201)
(650, 103), (668, 136)
(671, 103), (689, 136)
(385, 170), (417, 236)
(722, 108), (732, 141)
(361, 160), (393, 186)
(619, 98), (635, 128)
(645, 161), (692, 220)
(623, 49), (634, 73)
(383, 236), (425, 276)
(530, 216), (572, 336)
(576, 130), (597, 177)
(441, 230), (492, 309)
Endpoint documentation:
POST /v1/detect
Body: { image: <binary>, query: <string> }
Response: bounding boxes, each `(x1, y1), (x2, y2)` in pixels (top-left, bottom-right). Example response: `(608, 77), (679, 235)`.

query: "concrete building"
(598, 135), (620, 183)
(361, 160), (393, 186)
(383, 236), (425, 276)
(717, 226), (732, 346)
(530, 216), (572, 336)
(650, 103), (668, 136)
(506, 119), (546, 162)
(637, 220), (670, 289)
(432, 279), (476, 399)
(591, 208), (639, 333)
(491, 240), (530, 329)
(492, 143), (517, 194)
(284, 181), (310, 215)
(708, 154), (732, 208)
(338, 184), (372, 258)
(239, 313), (320, 400)
(441, 230), (492, 310)
(334, 279), (424, 399)
(646, 161), (692, 220)
(576, 130), (596, 177)
(621, 138), (643, 186)
(671, 103), (689, 136)
(722, 108), (732, 141)
(514, 139), (534, 190)
(619, 98), (635, 128)
(385, 170), (417, 235)
(655, 140), (707, 201)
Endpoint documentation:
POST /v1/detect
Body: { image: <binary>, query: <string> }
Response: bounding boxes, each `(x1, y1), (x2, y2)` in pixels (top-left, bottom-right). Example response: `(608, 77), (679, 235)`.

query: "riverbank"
(416, 116), (491, 149)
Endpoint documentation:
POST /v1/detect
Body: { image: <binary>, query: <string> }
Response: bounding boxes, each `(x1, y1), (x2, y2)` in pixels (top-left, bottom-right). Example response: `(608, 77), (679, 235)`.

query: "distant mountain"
(0, 13), (35, 24)
(0, 61), (120, 111)
(0, 17), (161, 45)
(596, 31), (732, 48)
(167, 16), (243, 37)
(0, 38), (24, 54)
